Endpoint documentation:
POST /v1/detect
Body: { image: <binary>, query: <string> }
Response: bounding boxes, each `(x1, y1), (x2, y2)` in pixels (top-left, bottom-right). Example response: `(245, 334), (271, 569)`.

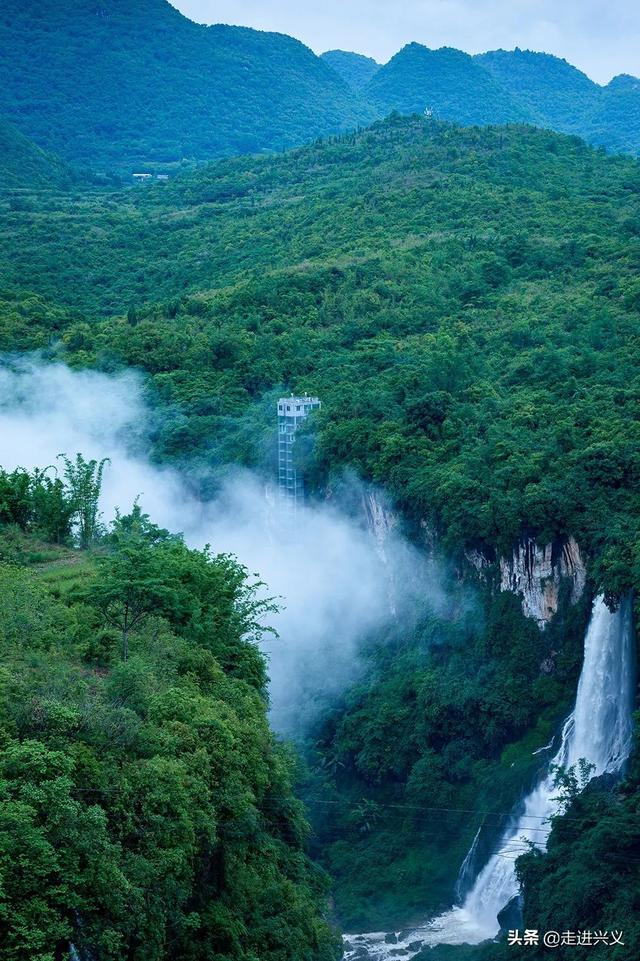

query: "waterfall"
(343, 594), (636, 959)
(454, 824), (483, 904)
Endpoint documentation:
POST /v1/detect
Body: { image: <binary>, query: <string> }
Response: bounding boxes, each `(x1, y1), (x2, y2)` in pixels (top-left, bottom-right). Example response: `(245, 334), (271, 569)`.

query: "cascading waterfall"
(454, 824), (483, 904)
(344, 595), (636, 959)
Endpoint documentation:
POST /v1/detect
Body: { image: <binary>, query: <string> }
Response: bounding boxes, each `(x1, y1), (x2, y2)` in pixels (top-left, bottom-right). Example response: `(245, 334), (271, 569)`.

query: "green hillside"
(0, 0), (374, 171)
(1, 116), (639, 588)
(1, 115), (639, 943)
(1, 0), (640, 174)
(364, 44), (534, 125)
(321, 50), (381, 89)
(0, 117), (74, 189)
(0, 506), (340, 959)
(478, 49), (640, 156)
(585, 74), (640, 155)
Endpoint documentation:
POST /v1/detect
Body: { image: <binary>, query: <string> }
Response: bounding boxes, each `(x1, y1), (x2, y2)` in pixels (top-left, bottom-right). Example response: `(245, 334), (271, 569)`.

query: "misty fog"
(0, 356), (445, 735)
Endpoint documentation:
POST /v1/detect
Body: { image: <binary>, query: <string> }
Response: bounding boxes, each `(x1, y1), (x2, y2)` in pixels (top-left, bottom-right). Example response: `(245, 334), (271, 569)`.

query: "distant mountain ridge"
(476, 48), (640, 153)
(360, 44), (640, 155)
(0, 0), (639, 173)
(0, 0), (374, 171)
(363, 43), (534, 126)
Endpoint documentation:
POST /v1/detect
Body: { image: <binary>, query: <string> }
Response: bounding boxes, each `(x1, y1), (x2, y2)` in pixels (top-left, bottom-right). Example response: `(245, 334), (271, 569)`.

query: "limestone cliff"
(467, 537), (586, 628)
(361, 488), (400, 565)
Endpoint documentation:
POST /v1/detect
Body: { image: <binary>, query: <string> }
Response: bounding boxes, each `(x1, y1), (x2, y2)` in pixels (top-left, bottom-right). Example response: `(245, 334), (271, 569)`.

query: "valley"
(0, 4), (639, 958)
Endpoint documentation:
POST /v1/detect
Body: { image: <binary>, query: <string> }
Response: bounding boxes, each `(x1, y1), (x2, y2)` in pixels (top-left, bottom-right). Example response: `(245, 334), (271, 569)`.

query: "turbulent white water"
(344, 595), (636, 959)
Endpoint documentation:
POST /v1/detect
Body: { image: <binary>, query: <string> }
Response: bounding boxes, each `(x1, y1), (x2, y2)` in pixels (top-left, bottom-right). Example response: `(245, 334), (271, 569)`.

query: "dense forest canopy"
(364, 45), (534, 125)
(1, 91), (639, 957)
(0, 118), (76, 189)
(0, 487), (340, 961)
(360, 45), (640, 156)
(477, 49), (640, 157)
(1, 117), (639, 596)
(476, 50), (602, 131)
(0, 0), (373, 171)
(320, 51), (381, 90)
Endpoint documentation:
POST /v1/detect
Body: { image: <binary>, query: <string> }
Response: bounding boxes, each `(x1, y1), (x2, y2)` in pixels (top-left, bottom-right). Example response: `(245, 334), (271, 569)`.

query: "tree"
(29, 467), (75, 544)
(0, 468), (31, 528)
(85, 526), (181, 661)
(0, 466), (74, 543)
(86, 507), (276, 682)
(0, 551), (338, 961)
(59, 454), (109, 549)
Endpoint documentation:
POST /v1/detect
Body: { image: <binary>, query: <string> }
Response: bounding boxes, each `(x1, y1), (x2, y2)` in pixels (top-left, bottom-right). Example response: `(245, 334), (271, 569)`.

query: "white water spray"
(345, 594), (636, 958)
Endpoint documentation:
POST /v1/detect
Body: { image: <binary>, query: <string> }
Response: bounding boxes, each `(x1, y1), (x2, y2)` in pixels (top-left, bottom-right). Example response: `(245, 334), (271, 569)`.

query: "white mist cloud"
(0, 357), (443, 735)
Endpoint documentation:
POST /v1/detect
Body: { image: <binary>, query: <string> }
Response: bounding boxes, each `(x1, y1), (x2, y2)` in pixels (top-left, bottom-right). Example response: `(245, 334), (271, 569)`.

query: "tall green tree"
(86, 517), (183, 660)
(59, 454), (109, 549)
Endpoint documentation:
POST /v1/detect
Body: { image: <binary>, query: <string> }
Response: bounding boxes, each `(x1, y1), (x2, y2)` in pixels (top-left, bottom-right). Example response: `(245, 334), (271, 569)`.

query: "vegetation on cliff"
(0, 478), (340, 960)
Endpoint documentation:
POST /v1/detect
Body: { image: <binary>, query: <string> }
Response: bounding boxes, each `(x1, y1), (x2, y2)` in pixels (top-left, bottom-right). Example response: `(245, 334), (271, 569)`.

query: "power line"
(66, 784), (622, 828)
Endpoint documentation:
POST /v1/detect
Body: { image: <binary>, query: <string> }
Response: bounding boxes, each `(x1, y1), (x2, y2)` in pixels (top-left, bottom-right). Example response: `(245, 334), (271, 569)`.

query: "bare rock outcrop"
(500, 537), (586, 627)
(466, 536), (586, 628)
(361, 488), (400, 564)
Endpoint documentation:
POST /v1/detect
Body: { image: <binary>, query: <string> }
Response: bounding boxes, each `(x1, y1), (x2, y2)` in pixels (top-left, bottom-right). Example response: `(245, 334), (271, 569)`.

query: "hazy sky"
(170, 0), (639, 84)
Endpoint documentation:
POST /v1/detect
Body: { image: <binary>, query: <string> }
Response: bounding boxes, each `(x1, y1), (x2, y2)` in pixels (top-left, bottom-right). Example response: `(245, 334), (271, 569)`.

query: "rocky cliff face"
(361, 488), (400, 565)
(500, 537), (586, 626)
(361, 490), (586, 629)
(360, 489), (404, 617)
(467, 536), (586, 628)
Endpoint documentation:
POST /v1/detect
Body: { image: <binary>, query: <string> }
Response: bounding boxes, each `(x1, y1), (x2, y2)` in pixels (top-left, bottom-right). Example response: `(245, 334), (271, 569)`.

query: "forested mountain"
(2, 114), (639, 599)
(0, 0), (373, 171)
(1, 0), (639, 171)
(585, 74), (640, 155)
(0, 117), (75, 189)
(478, 49), (640, 155)
(476, 49), (598, 130)
(321, 50), (381, 89)
(363, 44), (533, 124)
(366, 45), (640, 155)
(1, 115), (639, 951)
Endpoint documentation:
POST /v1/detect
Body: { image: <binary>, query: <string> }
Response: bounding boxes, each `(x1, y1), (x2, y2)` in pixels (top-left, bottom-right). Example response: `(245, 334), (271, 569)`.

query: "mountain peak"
(607, 73), (640, 90)
(365, 41), (533, 126)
